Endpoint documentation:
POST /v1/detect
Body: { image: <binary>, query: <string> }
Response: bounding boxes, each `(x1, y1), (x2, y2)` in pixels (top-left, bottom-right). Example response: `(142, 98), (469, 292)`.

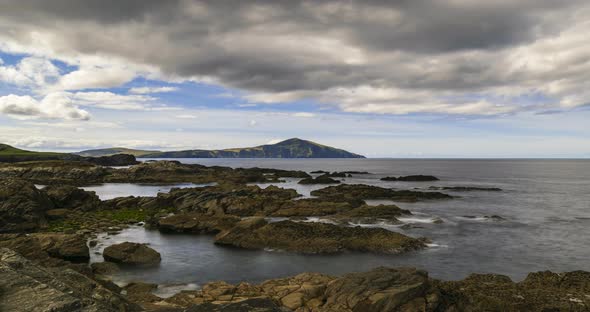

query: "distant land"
(77, 138), (365, 158)
(0, 143), (73, 162)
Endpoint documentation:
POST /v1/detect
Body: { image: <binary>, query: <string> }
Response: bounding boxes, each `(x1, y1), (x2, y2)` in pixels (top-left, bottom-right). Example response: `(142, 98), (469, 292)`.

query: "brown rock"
(103, 242), (161, 266)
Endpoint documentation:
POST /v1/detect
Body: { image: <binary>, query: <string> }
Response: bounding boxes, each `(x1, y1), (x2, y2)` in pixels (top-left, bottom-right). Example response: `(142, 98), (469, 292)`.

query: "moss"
(47, 219), (83, 232)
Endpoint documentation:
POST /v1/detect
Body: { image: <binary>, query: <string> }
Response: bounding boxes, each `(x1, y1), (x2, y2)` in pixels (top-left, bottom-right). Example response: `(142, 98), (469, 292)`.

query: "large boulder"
(44, 185), (103, 211)
(103, 242), (161, 266)
(83, 154), (139, 166)
(215, 219), (427, 254)
(298, 175), (341, 185)
(328, 204), (411, 225)
(0, 179), (53, 233)
(0, 248), (140, 312)
(270, 198), (363, 217)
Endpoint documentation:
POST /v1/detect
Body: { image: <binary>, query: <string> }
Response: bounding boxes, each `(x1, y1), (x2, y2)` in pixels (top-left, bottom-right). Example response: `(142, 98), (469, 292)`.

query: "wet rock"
(124, 282), (161, 304)
(103, 242), (161, 266)
(91, 261), (120, 275)
(0, 178), (53, 233)
(381, 175), (439, 182)
(0, 160), (110, 185)
(0, 233), (89, 265)
(158, 213), (240, 234)
(45, 208), (71, 220)
(0, 248), (140, 312)
(311, 184), (453, 202)
(215, 219), (427, 254)
(298, 175), (341, 185)
(44, 185), (103, 211)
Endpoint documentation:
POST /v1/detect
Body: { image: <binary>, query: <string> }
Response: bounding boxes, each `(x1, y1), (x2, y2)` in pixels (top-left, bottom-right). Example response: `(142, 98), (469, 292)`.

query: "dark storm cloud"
(0, 0), (587, 114)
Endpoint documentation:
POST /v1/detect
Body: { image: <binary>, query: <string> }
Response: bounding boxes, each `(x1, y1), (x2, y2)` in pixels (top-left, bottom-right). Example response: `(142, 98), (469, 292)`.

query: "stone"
(91, 261), (120, 275)
(103, 242), (161, 266)
(0, 178), (53, 233)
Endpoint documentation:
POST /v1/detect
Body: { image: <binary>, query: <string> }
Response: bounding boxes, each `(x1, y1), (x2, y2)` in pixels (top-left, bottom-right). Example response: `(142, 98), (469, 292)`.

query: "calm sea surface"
(88, 159), (590, 290)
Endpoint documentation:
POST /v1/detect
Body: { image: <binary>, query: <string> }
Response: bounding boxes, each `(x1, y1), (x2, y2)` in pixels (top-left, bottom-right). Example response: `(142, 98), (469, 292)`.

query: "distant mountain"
(79, 138), (365, 158)
(75, 147), (159, 157)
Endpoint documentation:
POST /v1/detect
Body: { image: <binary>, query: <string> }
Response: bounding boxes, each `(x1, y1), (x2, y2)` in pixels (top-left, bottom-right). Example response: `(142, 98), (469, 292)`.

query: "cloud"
(0, 93), (90, 120)
(292, 112), (316, 118)
(0, 56), (60, 88)
(55, 66), (137, 91)
(0, 1), (588, 116)
(129, 86), (178, 94)
(175, 114), (197, 119)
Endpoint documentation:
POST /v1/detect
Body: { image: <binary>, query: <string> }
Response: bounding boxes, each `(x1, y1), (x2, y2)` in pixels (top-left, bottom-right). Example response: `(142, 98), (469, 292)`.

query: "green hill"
(0, 144), (73, 162)
(79, 138), (365, 158)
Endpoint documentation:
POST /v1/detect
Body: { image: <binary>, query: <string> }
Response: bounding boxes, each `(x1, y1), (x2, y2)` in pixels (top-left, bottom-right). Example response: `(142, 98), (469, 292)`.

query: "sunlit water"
(90, 159), (590, 289)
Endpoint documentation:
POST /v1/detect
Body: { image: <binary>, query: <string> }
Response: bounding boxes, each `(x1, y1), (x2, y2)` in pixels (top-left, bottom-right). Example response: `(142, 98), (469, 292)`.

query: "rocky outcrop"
(164, 267), (438, 312)
(298, 175), (341, 185)
(215, 218), (426, 254)
(103, 242), (161, 266)
(0, 233), (89, 265)
(381, 175), (439, 182)
(0, 161), (110, 185)
(0, 248), (139, 312)
(158, 213), (241, 234)
(270, 198), (363, 217)
(0, 179), (53, 233)
(328, 204), (411, 225)
(83, 154), (139, 166)
(311, 184), (453, 202)
(44, 185), (103, 211)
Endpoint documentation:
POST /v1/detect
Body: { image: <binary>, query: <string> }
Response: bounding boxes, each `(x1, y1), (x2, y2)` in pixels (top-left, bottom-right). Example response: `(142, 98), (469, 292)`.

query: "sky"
(0, 1), (589, 158)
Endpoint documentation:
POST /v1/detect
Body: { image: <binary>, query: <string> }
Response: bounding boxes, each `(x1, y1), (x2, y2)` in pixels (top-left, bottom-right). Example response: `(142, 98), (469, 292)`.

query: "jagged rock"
(311, 184), (453, 202)
(84, 154), (139, 166)
(0, 233), (89, 264)
(0, 160), (110, 185)
(381, 175), (439, 182)
(123, 282), (161, 304)
(46, 208), (71, 220)
(298, 175), (341, 185)
(44, 185), (103, 211)
(215, 219), (426, 254)
(270, 198), (363, 217)
(185, 298), (285, 312)
(103, 242), (161, 266)
(328, 204), (411, 224)
(0, 248), (140, 312)
(0, 178), (53, 233)
(158, 213), (241, 234)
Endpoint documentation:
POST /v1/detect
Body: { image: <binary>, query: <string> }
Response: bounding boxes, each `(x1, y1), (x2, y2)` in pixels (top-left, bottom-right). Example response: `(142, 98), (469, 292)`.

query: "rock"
(158, 213), (241, 234)
(91, 261), (120, 275)
(103, 242), (161, 266)
(485, 215), (506, 221)
(0, 160), (110, 185)
(44, 185), (103, 211)
(215, 219), (427, 254)
(381, 175), (439, 182)
(0, 248), (140, 312)
(123, 282), (161, 304)
(45, 208), (71, 220)
(83, 154), (139, 166)
(0, 178), (53, 233)
(270, 198), (363, 217)
(36, 234), (90, 262)
(328, 204), (411, 224)
(322, 267), (440, 311)
(298, 175), (341, 185)
(311, 184), (453, 202)
(185, 298), (285, 312)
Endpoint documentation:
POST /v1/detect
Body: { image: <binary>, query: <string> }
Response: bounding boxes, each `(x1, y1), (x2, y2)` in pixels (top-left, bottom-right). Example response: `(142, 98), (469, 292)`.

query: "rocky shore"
(0, 159), (584, 311)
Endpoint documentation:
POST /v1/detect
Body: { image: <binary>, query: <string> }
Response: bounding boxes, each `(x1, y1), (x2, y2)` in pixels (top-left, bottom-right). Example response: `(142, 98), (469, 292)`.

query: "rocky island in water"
(0, 146), (589, 312)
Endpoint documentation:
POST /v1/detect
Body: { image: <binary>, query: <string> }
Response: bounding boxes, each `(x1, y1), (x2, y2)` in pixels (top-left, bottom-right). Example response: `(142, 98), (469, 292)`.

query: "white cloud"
(292, 112), (316, 118)
(54, 66), (136, 91)
(0, 56), (60, 88)
(70, 91), (154, 110)
(0, 93), (90, 120)
(129, 86), (178, 94)
(175, 114), (197, 119)
(249, 119), (258, 127)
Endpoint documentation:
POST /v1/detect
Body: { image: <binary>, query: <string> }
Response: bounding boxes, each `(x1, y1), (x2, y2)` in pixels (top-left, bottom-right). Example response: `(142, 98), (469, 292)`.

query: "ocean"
(87, 158), (590, 290)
